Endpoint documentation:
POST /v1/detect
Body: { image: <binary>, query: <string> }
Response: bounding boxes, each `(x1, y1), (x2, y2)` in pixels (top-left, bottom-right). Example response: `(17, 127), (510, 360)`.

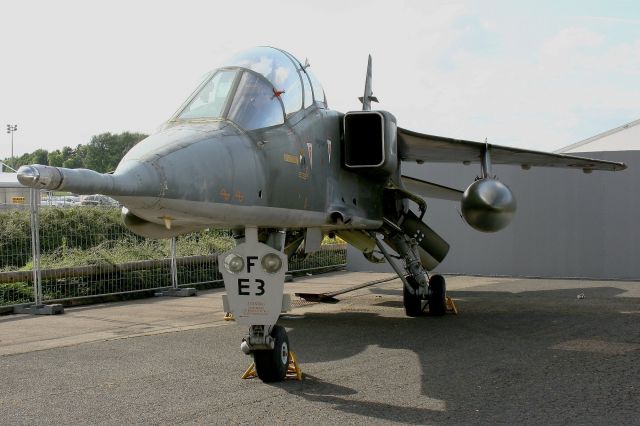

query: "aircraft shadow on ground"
(274, 373), (449, 422)
(273, 286), (636, 423)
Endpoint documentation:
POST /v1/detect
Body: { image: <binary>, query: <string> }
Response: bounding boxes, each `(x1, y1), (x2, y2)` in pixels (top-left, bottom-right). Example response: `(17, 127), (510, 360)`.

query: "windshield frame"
(168, 67), (287, 131)
(228, 46), (305, 117)
(169, 67), (241, 123)
(226, 68), (287, 131)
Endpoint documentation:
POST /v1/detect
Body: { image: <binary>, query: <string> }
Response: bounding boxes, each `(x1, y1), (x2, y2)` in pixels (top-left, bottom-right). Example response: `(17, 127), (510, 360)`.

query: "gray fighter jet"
(17, 47), (626, 382)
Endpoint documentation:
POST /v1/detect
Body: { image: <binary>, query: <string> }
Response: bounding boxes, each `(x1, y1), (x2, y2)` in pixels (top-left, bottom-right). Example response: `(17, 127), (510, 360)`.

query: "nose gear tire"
(253, 325), (290, 382)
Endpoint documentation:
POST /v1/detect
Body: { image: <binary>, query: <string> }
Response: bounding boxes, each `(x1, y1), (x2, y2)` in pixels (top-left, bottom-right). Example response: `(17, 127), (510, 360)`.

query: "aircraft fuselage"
(115, 107), (384, 234)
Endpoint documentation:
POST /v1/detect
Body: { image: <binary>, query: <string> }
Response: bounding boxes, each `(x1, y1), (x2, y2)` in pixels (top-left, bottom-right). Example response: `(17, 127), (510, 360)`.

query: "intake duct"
(343, 110), (398, 176)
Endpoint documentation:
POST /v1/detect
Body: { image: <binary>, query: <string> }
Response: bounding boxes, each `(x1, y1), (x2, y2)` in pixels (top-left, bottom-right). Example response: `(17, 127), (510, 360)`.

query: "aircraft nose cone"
(17, 165), (40, 187)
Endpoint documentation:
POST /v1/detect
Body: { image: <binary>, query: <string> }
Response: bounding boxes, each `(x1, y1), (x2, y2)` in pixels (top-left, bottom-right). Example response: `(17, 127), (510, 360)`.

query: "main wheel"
(253, 325), (289, 382)
(428, 274), (446, 316)
(403, 276), (423, 317)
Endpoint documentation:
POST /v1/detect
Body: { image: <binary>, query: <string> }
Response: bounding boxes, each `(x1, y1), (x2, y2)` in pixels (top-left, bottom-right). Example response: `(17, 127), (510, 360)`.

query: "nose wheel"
(253, 325), (290, 382)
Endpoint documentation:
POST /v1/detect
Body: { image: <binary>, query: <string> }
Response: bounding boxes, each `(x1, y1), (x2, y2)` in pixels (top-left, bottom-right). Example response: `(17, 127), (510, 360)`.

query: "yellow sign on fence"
(11, 196), (26, 204)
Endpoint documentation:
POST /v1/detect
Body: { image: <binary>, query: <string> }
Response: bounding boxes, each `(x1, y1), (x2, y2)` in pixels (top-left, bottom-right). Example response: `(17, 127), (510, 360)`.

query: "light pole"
(6, 124), (18, 160)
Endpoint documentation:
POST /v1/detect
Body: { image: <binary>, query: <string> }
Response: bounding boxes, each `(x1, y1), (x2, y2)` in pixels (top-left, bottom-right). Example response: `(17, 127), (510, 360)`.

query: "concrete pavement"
(1, 272), (638, 425)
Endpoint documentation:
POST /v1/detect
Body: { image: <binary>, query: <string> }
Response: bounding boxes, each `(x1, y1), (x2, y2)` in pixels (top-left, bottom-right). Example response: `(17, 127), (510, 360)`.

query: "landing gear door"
(218, 229), (288, 326)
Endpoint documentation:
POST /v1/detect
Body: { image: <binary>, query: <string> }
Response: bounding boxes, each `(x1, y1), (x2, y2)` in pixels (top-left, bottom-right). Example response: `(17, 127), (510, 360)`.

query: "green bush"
(2, 207), (235, 270)
(0, 282), (33, 305)
(0, 210), (33, 270)
(1, 207), (130, 270)
(0, 206), (345, 306)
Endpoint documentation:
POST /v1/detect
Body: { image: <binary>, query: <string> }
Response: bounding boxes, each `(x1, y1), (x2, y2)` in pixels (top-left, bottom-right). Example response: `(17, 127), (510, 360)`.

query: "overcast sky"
(0, 0), (638, 159)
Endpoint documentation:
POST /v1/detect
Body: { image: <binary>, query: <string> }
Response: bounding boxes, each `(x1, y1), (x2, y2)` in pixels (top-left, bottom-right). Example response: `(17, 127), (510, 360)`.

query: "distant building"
(556, 118), (640, 154)
(0, 172), (30, 209)
(348, 119), (640, 280)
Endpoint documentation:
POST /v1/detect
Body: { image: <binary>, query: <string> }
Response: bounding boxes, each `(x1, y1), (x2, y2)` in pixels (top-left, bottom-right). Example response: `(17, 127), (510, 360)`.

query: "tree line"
(2, 132), (148, 173)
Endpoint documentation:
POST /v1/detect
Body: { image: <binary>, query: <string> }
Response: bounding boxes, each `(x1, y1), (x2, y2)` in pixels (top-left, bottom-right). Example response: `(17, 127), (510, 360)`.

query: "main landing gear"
(374, 230), (447, 317)
(402, 274), (447, 316)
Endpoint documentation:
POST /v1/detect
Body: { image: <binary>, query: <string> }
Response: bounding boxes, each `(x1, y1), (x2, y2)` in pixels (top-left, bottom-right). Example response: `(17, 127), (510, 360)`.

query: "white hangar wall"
(558, 119), (640, 153)
(347, 150), (639, 280)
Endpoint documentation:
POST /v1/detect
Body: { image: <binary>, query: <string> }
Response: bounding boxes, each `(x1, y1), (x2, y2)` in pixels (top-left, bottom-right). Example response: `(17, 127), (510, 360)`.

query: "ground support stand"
(446, 296), (458, 314)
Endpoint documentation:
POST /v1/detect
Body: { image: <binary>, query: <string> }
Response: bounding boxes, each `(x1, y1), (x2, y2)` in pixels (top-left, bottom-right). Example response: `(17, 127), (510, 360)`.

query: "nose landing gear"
(219, 227), (293, 382)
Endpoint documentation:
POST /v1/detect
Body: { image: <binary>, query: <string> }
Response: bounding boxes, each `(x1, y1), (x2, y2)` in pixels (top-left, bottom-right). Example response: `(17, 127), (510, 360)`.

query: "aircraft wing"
(397, 127), (627, 172)
(401, 175), (463, 201)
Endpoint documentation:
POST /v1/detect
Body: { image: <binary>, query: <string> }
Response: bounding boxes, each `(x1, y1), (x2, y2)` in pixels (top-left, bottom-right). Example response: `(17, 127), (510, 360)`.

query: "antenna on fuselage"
(358, 54), (379, 111)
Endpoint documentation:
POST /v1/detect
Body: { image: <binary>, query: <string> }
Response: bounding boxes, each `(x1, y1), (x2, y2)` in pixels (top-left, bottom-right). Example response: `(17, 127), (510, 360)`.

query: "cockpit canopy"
(172, 47), (326, 131)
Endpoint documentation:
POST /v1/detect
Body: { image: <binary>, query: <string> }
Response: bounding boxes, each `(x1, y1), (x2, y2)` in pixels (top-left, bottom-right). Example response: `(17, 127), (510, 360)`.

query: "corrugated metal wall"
(348, 151), (639, 280)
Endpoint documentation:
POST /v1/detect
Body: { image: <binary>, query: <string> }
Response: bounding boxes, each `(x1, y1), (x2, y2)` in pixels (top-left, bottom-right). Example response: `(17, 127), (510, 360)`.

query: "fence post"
(29, 188), (42, 305)
(170, 236), (178, 290)
(15, 188), (64, 314)
(156, 236), (197, 297)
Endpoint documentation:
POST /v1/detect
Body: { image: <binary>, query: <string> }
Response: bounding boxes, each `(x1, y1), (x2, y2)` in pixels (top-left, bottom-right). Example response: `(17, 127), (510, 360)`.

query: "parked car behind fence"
(80, 194), (119, 206)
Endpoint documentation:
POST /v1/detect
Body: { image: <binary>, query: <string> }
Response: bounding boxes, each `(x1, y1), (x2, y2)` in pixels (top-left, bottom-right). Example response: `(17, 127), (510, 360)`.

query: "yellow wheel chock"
(224, 312), (235, 321)
(446, 296), (458, 315)
(241, 351), (303, 381)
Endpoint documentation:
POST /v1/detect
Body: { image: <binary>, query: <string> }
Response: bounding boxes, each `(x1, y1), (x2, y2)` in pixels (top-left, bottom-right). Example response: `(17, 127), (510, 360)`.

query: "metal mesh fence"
(0, 206), (34, 306)
(0, 190), (347, 307)
(289, 244), (347, 274)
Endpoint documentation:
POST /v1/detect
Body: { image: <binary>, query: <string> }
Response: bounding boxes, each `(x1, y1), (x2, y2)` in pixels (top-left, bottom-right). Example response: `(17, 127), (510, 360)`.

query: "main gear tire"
(403, 276), (423, 317)
(428, 274), (446, 316)
(253, 325), (290, 382)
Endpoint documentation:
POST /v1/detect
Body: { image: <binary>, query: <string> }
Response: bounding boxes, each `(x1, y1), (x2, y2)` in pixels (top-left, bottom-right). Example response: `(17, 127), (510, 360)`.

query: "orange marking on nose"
(219, 188), (231, 201)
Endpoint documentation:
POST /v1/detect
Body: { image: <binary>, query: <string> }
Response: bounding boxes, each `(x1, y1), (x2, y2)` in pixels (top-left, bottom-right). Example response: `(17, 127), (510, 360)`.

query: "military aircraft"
(17, 46), (626, 382)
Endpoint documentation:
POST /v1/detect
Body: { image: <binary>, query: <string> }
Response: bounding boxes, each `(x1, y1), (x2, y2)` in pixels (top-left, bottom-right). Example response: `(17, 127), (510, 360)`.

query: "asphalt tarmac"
(1, 272), (638, 425)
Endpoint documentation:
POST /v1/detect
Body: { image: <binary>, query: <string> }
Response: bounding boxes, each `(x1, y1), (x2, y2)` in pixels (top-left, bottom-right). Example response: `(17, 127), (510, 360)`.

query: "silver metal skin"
(17, 163), (159, 197)
(461, 178), (517, 232)
(358, 55), (378, 111)
(16, 165), (41, 186)
(244, 325), (275, 351)
(481, 143), (492, 179)
(240, 340), (251, 355)
(459, 143), (517, 232)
